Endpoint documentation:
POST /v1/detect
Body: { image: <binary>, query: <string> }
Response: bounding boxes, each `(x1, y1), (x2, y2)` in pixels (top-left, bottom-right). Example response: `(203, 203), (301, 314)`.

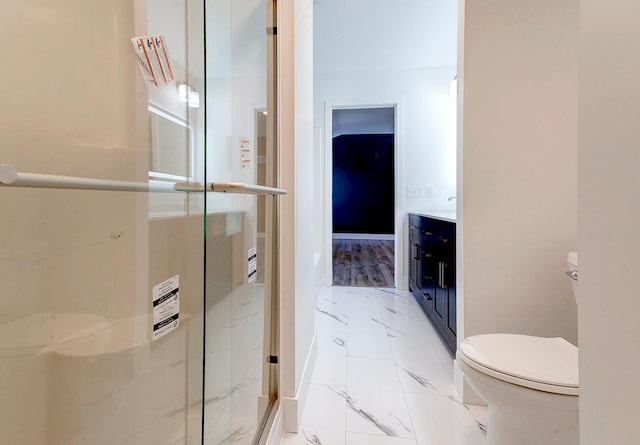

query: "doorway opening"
(331, 107), (396, 287)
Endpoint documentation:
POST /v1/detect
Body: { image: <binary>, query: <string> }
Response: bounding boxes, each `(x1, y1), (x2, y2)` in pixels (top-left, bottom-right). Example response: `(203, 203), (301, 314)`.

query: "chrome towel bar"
(0, 164), (286, 196)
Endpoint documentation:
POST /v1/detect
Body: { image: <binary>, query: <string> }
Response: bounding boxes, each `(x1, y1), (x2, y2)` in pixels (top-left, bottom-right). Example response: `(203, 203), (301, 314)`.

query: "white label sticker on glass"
(248, 247), (257, 284)
(240, 137), (251, 171)
(131, 35), (176, 90)
(152, 275), (180, 340)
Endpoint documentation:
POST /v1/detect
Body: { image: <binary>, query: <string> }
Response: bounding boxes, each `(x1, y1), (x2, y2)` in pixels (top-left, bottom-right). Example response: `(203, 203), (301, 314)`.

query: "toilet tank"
(567, 252), (578, 302)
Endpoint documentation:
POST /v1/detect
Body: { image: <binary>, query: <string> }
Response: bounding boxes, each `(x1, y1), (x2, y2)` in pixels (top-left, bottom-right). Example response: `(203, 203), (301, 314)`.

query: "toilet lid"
(458, 333), (579, 395)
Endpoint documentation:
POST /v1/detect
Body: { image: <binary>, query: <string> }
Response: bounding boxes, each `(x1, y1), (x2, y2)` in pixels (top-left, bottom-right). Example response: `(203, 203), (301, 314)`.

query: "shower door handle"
(208, 181), (286, 196)
(0, 164), (287, 195)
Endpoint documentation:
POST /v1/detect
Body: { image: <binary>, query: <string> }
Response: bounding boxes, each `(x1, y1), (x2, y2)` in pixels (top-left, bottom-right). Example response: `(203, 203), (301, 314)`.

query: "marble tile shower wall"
(204, 283), (266, 445)
(283, 287), (487, 445)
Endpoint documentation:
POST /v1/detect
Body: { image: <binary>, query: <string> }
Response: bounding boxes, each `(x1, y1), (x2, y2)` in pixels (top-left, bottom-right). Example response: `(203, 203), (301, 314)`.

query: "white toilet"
(456, 252), (579, 445)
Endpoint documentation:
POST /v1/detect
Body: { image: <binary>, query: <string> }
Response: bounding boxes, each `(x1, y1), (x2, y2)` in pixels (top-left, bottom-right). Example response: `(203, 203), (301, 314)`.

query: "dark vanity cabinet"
(408, 213), (456, 355)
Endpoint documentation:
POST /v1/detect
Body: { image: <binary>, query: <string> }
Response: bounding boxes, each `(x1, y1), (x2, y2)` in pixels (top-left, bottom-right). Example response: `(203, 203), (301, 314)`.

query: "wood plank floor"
(332, 239), (395, 287)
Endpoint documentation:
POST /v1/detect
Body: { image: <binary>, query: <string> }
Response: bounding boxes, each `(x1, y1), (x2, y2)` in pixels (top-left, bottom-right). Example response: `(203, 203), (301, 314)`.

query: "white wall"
(279, 0), (318, 432)
(293, 0), (316, 395)
(314, 0), (458, 288)
(332, 108), (395, 137)
(314, 0), (456, 73)
(457, 0), (579, 399)
(578, 1), (640, 442)
(316, 70), (457, 287)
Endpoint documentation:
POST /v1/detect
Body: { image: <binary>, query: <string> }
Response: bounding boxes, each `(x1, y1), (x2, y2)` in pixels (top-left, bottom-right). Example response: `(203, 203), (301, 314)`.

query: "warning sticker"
(131, 35), (176, 90)
(248, 247), (257, 284)
(240, 137), (252, 171)
(152, 275), (180, 340)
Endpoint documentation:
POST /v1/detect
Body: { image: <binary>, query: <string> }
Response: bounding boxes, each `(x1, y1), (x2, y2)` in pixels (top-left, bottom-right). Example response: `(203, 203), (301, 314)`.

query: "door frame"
(322, 101), (406, 288)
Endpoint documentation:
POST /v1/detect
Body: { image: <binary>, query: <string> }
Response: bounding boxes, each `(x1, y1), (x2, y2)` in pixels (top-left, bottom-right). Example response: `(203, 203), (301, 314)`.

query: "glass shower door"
(0, 1), (206, 444)
(0, 1), (280, 443)
(203, 0), (280, 444)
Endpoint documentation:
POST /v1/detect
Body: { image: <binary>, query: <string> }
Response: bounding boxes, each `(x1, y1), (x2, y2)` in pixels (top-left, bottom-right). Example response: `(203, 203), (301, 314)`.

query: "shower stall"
(0, 0), (281, 444)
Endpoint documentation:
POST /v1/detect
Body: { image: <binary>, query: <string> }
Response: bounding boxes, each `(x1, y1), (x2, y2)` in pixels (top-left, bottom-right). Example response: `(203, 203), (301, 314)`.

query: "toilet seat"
(458, 333), (579, 396)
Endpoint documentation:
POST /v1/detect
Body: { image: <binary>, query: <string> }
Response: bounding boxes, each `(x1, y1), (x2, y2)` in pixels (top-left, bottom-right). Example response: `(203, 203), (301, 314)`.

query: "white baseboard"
(314, 253), (323, 288)
(281, 398), (298, 435)
(282, 332), (318, 433)
(454, 358), (486, 405)
(453, 358), (464, 399)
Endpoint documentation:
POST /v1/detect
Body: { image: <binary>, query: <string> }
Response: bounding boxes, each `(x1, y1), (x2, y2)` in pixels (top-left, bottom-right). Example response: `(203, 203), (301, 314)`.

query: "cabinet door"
(420, 252), (436, 311)
(408, 235), (421, 293)
(420, 222), (437, 312)
(428, 221), (447, 325)
(408, 215), (421, 293)
(433, 262), (446, 324)
(446, 269), (456, 338)
(440, 223), (456, 344)
(439, 254), (456, 337)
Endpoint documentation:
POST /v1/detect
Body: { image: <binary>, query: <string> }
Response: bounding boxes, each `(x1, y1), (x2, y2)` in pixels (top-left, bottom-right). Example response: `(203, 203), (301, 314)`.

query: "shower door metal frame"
(254, 0), (280, 443)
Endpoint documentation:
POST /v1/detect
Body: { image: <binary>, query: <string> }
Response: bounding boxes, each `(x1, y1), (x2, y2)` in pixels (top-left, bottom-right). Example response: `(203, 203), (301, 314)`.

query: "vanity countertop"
(411, 210), (457, 223)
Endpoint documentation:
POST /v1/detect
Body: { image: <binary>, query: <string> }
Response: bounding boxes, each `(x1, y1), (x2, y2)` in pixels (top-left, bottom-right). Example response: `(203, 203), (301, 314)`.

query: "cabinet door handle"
(410, 225), (419, 229)
(424, 252), (432, 258)
(414, 244), (420, 260)
(439, 236), (449, 244)
(438, 262), (449, 288)
(423, 230), (433, 236)
(441, 262), (448, 289)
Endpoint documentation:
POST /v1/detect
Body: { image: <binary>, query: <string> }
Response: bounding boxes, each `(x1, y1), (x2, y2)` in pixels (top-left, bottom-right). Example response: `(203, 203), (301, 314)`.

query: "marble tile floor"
(282, 286), (488, 445)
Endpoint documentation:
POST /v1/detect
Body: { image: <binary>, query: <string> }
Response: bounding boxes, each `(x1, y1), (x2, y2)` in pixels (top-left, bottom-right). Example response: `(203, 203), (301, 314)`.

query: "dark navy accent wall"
(332, 134), (394, 234)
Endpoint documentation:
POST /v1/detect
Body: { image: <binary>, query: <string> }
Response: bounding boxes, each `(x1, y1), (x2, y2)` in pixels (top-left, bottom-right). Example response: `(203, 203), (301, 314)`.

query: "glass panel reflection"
(0, 0), (205, 443)
(203, 1), (275, 444)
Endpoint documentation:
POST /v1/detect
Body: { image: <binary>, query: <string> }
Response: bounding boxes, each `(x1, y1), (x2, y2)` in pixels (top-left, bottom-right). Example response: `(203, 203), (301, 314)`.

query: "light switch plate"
(407, 186), (424, 198)
(425, 185), (434, 198)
